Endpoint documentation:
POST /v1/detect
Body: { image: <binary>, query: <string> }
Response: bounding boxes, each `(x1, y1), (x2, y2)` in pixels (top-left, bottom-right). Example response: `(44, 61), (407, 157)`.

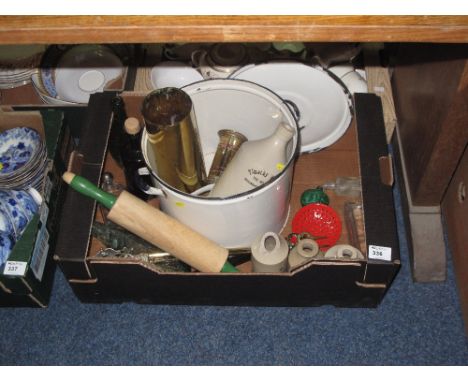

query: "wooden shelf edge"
(0, 16), (468, 43)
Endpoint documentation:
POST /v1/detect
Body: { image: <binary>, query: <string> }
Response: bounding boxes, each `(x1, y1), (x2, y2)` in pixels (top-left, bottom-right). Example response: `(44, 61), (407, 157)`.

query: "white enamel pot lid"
(230, 62), (353, 153)
(141, 78), (299, 202)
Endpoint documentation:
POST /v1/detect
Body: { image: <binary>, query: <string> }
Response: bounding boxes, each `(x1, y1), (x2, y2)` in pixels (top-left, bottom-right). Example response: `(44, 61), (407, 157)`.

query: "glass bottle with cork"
(120, 117), (148, 200)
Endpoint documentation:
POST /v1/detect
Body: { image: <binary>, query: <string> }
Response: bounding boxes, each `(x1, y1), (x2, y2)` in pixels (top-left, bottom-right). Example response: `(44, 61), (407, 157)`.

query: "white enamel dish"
(150, 61), (204, 89)
(230, 62), (353, 153)
(54, 45), (124, 104)
(31, 73), (77, 106)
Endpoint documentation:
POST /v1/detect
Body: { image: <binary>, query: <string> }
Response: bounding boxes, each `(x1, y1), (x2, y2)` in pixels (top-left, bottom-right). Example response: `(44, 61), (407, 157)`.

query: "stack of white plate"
(31, 72), (76, 106)
(0, 45), (46, 89)
(33, 44), (124, 105)
(0, 127), (48, 191)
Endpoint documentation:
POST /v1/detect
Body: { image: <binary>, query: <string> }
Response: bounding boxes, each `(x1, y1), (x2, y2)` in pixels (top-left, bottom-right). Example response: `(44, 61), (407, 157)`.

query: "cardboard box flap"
(54, 163), (100, 280)
(354, 93), (400, 284)
(77, 92), (116, 165)
(0, 108), (45, 139)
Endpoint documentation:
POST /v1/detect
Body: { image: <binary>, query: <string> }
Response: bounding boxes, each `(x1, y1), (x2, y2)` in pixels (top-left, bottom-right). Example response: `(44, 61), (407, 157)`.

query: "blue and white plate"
(0, 202), (15, 237)
(38, 44), (125, 105)
(0, 232), (15, 268)
(8, 189), (39, 220)
(55, 45), (124, 104)
(39, 45), (65, 98)
(0, 127), (42, 176)
(0, 190), (30, 238)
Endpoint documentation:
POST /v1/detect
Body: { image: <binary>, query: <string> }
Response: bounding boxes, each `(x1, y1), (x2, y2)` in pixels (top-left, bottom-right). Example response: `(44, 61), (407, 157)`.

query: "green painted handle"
(62, 171), (238, 273)
(63, 172), (116, 210)
(221, 261), (239, 273)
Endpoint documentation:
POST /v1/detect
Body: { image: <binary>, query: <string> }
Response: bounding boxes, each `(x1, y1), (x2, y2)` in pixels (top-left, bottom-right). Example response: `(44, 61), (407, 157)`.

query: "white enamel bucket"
(139, 79), (299, 248)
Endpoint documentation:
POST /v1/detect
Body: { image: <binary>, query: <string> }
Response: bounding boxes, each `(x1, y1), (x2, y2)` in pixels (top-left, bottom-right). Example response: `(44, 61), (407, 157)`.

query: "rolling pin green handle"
(221, 261), (239, 273)
(63, 171), (239, 273)
(62, 171), (116, 210)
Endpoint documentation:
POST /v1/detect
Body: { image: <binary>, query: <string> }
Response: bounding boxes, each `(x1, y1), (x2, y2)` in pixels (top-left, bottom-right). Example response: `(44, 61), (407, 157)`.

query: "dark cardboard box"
(0, 108), (77, 307)
(54, 92), (400, 307)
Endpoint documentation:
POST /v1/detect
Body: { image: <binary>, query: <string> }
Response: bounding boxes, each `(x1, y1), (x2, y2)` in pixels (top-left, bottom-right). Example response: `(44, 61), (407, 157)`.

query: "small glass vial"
(99, 172), (124, 221)
(322, 177), (361, 197)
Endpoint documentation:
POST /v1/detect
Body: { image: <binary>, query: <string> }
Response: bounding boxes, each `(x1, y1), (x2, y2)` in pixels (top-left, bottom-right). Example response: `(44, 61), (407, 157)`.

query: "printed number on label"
(3, 261), (28, 276)
(368, 245), (392, 261)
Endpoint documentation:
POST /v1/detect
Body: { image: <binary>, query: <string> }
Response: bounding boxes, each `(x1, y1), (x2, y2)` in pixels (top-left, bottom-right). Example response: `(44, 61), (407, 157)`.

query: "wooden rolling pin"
(62, 172), (237, 273)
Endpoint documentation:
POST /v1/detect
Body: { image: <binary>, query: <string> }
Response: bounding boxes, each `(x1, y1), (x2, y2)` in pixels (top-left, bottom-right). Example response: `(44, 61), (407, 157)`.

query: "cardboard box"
(0, 108), (77, 307)
(54, 92), (400, 307)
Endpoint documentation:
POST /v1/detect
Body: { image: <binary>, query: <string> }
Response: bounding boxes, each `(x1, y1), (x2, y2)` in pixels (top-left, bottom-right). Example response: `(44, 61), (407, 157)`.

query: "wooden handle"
(63, 171), (234, 272)
(108, 191), (229, 272)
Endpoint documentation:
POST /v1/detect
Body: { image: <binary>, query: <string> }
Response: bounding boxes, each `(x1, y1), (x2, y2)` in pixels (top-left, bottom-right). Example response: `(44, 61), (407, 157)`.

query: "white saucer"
(230, 62), (352, 153)
(150, 61), (204, 89)
(31, 73), (77, 106)
(54, 45), (124, 104)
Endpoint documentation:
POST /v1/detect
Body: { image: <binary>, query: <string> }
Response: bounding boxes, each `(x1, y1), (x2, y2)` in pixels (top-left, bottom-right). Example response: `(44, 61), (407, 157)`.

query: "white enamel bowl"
(230, 62), (353, 153)
(54, 45), (124, 104)
(150, 61), (204, 89)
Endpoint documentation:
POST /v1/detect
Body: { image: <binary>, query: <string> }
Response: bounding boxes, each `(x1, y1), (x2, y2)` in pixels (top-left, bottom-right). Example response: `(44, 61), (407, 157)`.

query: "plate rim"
(230, 61), (353, 153)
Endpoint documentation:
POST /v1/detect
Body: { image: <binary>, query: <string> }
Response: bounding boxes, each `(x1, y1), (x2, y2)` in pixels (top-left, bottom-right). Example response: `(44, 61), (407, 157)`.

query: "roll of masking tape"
(251, 232), (289, 273)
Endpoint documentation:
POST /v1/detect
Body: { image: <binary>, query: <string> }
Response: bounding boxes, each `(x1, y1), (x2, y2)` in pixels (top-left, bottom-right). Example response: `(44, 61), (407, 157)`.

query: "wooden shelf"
(0, 16), (467, 44)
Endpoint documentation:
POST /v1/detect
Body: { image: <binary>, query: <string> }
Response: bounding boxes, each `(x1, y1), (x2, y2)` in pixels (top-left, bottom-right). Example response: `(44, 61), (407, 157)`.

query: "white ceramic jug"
(209, 122), (294, 198)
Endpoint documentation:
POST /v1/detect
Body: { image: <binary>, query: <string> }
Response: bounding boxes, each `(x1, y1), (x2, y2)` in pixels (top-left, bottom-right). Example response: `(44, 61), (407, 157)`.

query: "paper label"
(368, 245), (392, 261)
(30, 226), (50, 281)
(3, 261), (28, 276)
